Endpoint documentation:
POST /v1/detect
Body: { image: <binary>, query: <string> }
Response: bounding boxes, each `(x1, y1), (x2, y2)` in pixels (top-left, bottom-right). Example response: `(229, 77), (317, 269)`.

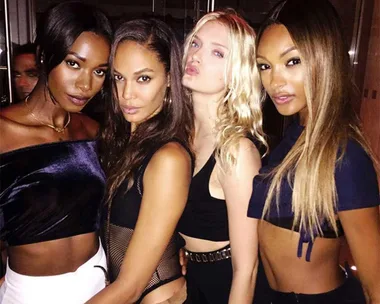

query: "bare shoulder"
(217, 137), (262, 182)
(71, 113), (99, 139)
(0, 105), (31, 153)
(236, 137), (260, 157)
(144, 142), (192, 180)
(150, 142), (192, 169)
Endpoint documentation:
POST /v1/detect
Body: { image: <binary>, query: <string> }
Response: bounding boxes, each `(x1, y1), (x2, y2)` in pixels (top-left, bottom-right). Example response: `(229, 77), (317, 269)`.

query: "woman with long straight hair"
(177, 9), (267, 304)
(0, 2), (112, 303)
(248, 0), (380, 303)
(87, 18), (194, 304)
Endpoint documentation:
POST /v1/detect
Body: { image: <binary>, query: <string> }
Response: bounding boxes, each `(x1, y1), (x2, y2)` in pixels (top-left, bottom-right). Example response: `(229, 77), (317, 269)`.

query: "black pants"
(269, 276), (366, 304)
(185, 258), (233, 304)
(185, 254), (272, 304)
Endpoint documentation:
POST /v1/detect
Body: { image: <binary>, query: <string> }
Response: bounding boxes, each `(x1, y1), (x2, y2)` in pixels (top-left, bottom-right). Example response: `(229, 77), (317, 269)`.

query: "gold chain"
(25, 96), (71, 133)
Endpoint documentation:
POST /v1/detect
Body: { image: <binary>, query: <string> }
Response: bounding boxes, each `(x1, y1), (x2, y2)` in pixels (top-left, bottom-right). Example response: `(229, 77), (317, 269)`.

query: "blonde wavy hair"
(259, 0), (378, 238)
(183, 9), (268, 170)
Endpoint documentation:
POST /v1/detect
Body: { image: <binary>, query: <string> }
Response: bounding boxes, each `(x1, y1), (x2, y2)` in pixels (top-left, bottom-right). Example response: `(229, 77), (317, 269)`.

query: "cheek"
(93, 76), (106, 91)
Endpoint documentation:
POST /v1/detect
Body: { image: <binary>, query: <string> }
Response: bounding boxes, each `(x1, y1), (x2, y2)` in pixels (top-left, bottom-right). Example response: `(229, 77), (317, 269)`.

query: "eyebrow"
(257, 46), (297, 61)
(280, 46), (297, 58)
(25, 68), (39, 74)
(67, 51), (108, 67)
(193, 35), (228, 50)
(114, 67), (155, 76)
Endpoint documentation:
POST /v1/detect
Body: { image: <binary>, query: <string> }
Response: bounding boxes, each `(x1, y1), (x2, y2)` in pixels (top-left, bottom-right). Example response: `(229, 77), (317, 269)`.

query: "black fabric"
(0, 140), (105, 246)
(268, 276), (365, 304)
(178, 153), (229, 241)
(108, 140), (192, 302)
(185, 257), (233, 304)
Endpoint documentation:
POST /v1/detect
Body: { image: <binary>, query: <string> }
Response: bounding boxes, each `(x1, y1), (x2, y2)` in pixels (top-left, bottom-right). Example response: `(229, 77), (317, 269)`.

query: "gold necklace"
(25, 96), (71, 133)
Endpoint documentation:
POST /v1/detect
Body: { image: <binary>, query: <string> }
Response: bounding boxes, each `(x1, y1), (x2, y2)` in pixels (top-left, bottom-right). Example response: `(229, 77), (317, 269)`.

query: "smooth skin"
(256, 24), (380, 303)
(182, 21), (261, 304)
(86, 41), (191, 304)
(0, 31), (110, 276)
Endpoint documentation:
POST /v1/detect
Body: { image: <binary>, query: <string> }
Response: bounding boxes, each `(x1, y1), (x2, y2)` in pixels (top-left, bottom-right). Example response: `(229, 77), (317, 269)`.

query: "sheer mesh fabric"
(108, 223), (182, 296)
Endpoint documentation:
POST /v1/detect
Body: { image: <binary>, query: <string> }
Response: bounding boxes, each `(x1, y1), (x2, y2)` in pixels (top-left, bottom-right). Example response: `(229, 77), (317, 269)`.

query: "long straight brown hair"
(100, 18), (194, 202)
(258, 0), (377, 237)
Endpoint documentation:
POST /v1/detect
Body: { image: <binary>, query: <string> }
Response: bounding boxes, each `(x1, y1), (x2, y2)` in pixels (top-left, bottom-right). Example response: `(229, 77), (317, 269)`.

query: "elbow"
(232, 260), (258, 284)
(113, 279), (146, 304)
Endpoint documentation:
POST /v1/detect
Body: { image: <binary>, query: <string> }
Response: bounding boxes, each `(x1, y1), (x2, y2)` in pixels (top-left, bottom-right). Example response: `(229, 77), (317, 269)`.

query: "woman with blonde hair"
(177, 9), (267, 303)
(249, 0), (380, 303)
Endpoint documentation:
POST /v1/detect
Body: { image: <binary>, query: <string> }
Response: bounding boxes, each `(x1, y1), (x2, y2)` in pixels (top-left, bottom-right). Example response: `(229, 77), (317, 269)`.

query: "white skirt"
(0, 242), (107, 304)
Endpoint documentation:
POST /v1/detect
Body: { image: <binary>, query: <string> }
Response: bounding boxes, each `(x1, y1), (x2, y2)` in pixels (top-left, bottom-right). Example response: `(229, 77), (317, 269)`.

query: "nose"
(270, 68), (286, 90)
(190, 47), (201, 63)
(120, 81), (135, 100)
(76, 71), (92, 92)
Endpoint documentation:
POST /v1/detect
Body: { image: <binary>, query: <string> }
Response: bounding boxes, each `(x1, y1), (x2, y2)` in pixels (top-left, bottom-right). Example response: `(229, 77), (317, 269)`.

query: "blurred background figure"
(12, 43), (39, 102)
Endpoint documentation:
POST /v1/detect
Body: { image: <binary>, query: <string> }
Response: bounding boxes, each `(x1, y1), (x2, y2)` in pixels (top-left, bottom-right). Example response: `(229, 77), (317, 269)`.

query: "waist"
(8, 232), (99, 275)
(270, 275), (365, 304)
(184, 244), (231, 263)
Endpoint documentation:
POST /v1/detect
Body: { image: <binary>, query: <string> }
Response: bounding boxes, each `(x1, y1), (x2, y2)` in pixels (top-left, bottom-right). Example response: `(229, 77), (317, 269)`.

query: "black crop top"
(248, 122), (380, 261)
(107, 140), (192, 302)
(0, 140), (106, 246)
(178, 152), (229, 242)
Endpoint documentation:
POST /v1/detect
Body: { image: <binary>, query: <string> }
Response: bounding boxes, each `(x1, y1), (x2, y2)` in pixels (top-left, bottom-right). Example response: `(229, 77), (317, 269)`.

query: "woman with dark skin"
(0, 2), (112, 303)
(248, 0), (380, 303)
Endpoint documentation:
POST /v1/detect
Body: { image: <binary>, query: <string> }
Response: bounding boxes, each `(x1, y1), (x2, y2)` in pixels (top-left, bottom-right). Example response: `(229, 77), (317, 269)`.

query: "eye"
(66, 60), (79, 69)
(114, 74), (124, 82)
(213, 50), (224, 58)
(94, 69), (106, 77)
(27, 72), (39, 78)
(287, 57), (301, 66)
(257, 63), (270, 71)
(190, 40), (199, 48)
(137, 75), (151, 83)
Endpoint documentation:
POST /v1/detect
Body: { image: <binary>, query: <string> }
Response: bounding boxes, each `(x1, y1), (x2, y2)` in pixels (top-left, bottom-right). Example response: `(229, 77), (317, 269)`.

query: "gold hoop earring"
(164, 88), (172, 105)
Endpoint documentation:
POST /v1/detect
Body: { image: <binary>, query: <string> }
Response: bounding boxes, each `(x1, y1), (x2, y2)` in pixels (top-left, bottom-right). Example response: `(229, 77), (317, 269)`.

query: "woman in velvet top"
(87, 19), (193, 304)
(248, 0), (380, 303)
(0, 2), (111, 303)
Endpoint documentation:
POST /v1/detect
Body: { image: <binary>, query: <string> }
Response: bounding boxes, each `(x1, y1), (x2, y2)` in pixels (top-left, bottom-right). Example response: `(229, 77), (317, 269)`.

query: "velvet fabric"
(0, 140), (105, 246)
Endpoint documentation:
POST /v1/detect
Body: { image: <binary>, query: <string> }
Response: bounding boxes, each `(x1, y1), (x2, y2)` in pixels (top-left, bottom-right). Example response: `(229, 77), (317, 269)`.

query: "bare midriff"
(179, 233), (229, 252)
(7, 232), (98, 276)
(259, 221), (345, 294)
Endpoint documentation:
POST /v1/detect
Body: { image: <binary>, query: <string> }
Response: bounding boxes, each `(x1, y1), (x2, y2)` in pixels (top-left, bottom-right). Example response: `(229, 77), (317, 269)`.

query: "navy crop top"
(248, 122), (380, 261)
(107, 140), (192, 303)
(178, 152), (229, 242)
(0, 140), (106, 246)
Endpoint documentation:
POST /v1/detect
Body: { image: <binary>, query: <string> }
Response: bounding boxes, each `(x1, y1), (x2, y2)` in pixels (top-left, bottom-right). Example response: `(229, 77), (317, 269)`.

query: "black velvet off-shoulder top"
(0, 140), (105, 246)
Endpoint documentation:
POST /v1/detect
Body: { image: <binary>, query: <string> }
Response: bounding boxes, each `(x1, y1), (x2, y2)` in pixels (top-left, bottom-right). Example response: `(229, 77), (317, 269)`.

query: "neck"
(26, 81), (70, 129)
(192, 90), (223, 139)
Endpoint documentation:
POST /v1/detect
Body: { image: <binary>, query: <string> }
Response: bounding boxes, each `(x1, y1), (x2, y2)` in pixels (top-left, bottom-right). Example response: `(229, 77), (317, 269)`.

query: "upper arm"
(339, 207), (380, 299)
(116, 142), (192, 295)
(217, 138), (262, 272)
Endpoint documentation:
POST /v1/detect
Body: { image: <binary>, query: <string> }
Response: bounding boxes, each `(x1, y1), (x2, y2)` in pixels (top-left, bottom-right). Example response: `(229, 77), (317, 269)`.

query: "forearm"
(228, 266), (258, 304)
